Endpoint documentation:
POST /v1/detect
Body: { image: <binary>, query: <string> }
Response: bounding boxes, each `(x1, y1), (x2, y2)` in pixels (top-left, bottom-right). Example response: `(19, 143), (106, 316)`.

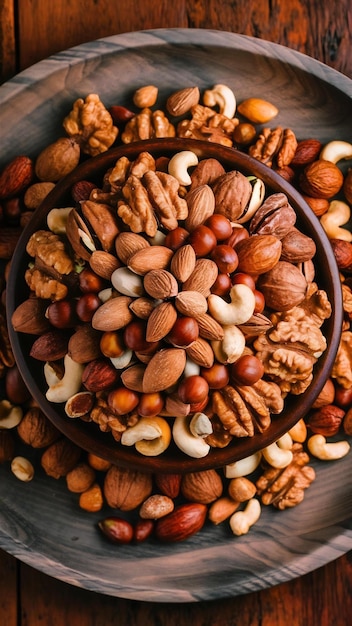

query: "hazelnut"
(66, 462), (96, 493)
(308, 405), (345, 437)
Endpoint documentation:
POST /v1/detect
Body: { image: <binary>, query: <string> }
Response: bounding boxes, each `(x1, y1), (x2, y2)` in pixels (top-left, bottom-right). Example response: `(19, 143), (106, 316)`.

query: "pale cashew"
(208, 283), (256, 325)
(111, 267), (144, 297)
(229, 498), (261, 536)
(288, 418), (307, 443)
(262, 441), (293, 468)
(319, 140), (352, 164)
(183, 357), (201, 378)
(44, 362), (61, 387)
(224, 451), (262, 478)
(173, 414), (210, 458)
(189, 412), (213, 438)
(46, 354), (84, 403)
(203, 83), (237, 118)
(237, 177), (265, 224)
(121, 416), (171, 456)
(277, 432), (293, 450)
(320, 200), (352, 242)
(47, 207), (73, 234)
(110, 349), (134, 369)
(0, 400), (23, 429)
(212, 324), (246, 364)
(307, 434), (350, 460)
(168, 150), (199, 186)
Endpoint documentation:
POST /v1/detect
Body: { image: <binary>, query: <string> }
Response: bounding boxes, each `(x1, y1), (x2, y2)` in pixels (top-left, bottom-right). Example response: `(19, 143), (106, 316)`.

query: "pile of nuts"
(1, 82), (352, 544)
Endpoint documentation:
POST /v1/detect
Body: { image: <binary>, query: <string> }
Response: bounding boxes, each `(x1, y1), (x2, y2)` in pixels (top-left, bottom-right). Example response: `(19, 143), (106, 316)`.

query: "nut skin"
(40, 438), (82, 479)
(308, 405), (345, 437)
(290, 139), (323, 168)
(330, 239), (352, 272)
(82, 358), (120, 392)
(155, 503), (207, 542)
(154, 473), (182, 499)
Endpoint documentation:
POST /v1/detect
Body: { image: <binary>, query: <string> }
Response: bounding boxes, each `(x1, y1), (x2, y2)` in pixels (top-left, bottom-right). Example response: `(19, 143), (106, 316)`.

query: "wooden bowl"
(7, 137), (343, 473)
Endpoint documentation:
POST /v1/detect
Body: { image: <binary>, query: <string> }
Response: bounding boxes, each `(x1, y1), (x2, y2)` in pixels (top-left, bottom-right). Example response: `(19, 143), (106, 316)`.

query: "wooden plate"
(0, 29), (351, 601)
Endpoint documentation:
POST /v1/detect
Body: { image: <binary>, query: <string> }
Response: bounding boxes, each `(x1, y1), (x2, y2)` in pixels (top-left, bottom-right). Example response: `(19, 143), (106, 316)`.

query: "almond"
(186, 337), (214, 368)
(185, 184), (215, 232)
(89, 250), (121, 280)
(182, 258), (218, 296)
(237, 97), (279, 124)
(129, 296), (155, 319)
(115, 231), (150, 264)
(120, 364), (146, 392)
(146, 301), (178, 342)
(166, 86), (200, 116)
(142, 348), (186, 392)
(170, 244), (196, 282)
(290, 139), (323, 168)
(175, 290), (208, 316)
(68, 325), (102, 363)
(143, 269), (178, 299)
(128, 245), (173, 275)
(91, 296), (133, 331)
(155, 503), (207, 542)
(194, 312), (224, 340)
(11, 298), (51, 334)
(0, 155), (34, 200)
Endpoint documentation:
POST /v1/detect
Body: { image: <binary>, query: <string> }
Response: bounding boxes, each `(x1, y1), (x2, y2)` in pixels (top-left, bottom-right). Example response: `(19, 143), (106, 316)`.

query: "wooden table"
(0, 1), (351, 624)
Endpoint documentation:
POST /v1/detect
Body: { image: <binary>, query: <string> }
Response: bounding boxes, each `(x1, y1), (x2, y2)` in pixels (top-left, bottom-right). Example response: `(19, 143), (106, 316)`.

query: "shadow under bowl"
(6, 138), (343, 473)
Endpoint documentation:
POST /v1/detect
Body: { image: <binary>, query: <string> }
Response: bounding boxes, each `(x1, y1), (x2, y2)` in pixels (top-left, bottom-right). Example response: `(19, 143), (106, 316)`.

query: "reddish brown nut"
(181, 469), (223, 504)
(155, 503), (207, 542)
(82, 358), (120, 392)
(98, 516), (134, 544)
(308, 405), (345, 437)
(0, 155), (34, 200)
(154, 473), (182, 499)
(290, 139), (322, 168)
(5, 365), (31, 404)
(343, 408), (352, 436)
(71, 180), (97, 203)
(311, 378), (336, 408)
(79, 483), (104, 512)
(329, 239), (352, 272)
(0, 430), (15, 464)
(133, 519), (155, 543)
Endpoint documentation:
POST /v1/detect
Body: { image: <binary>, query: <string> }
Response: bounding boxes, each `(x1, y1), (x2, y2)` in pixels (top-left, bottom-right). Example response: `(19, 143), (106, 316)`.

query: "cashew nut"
(319, 140), (352, 164)
(111, 267), (144, 297)
(288, 418), (307, 443)
(320, 200), (352, 242)
(189, 412), (213, 438)
(110, 348), (134, 369)
(173, 414), (210, 458)
(183, 357), (201, 378)
(307, 434), (350, 460)
(229, 498), (261, 536)
(262, 441), (293, 468)
(168, 150), (199, 186)
(203, 83), (237, 118)
(47, 207), (73, 234)
(277, 432), (293, 450)
(0, 400), (23, 429)
(46, 354), (84, 403)
(237, 177), (265, 224)
(212, 324), (246, 364)
(121, 416), (171, 456)
(208, 283), (256, 326)
(224, 451), (262, 478)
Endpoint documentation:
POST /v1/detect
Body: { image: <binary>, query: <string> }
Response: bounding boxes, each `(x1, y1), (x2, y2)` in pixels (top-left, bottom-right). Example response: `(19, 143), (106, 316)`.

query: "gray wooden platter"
(0, 28), (351, 602)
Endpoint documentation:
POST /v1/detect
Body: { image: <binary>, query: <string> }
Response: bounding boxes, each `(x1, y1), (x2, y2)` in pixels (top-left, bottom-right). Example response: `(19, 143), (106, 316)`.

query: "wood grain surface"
(0, 2), (352, 625)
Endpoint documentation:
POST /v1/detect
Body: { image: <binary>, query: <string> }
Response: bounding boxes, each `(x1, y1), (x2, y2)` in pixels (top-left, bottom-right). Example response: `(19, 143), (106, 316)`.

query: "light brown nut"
(166, 86), (200, 116)
(181, 469), (223, 504)
(142, 348), (186, 393)
(79, 483), (104, 512)
(35, 137), (80, 182)
(228, 476), (257, 502)
(139, 494), (175, 519)
(103, 465), (153, 511)
(11, 456), (34, 482)
(66, 462), (96, 493)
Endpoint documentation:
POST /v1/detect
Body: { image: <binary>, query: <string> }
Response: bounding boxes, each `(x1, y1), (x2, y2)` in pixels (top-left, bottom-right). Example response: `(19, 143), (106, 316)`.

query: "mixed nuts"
(1, 81), (352, 544)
